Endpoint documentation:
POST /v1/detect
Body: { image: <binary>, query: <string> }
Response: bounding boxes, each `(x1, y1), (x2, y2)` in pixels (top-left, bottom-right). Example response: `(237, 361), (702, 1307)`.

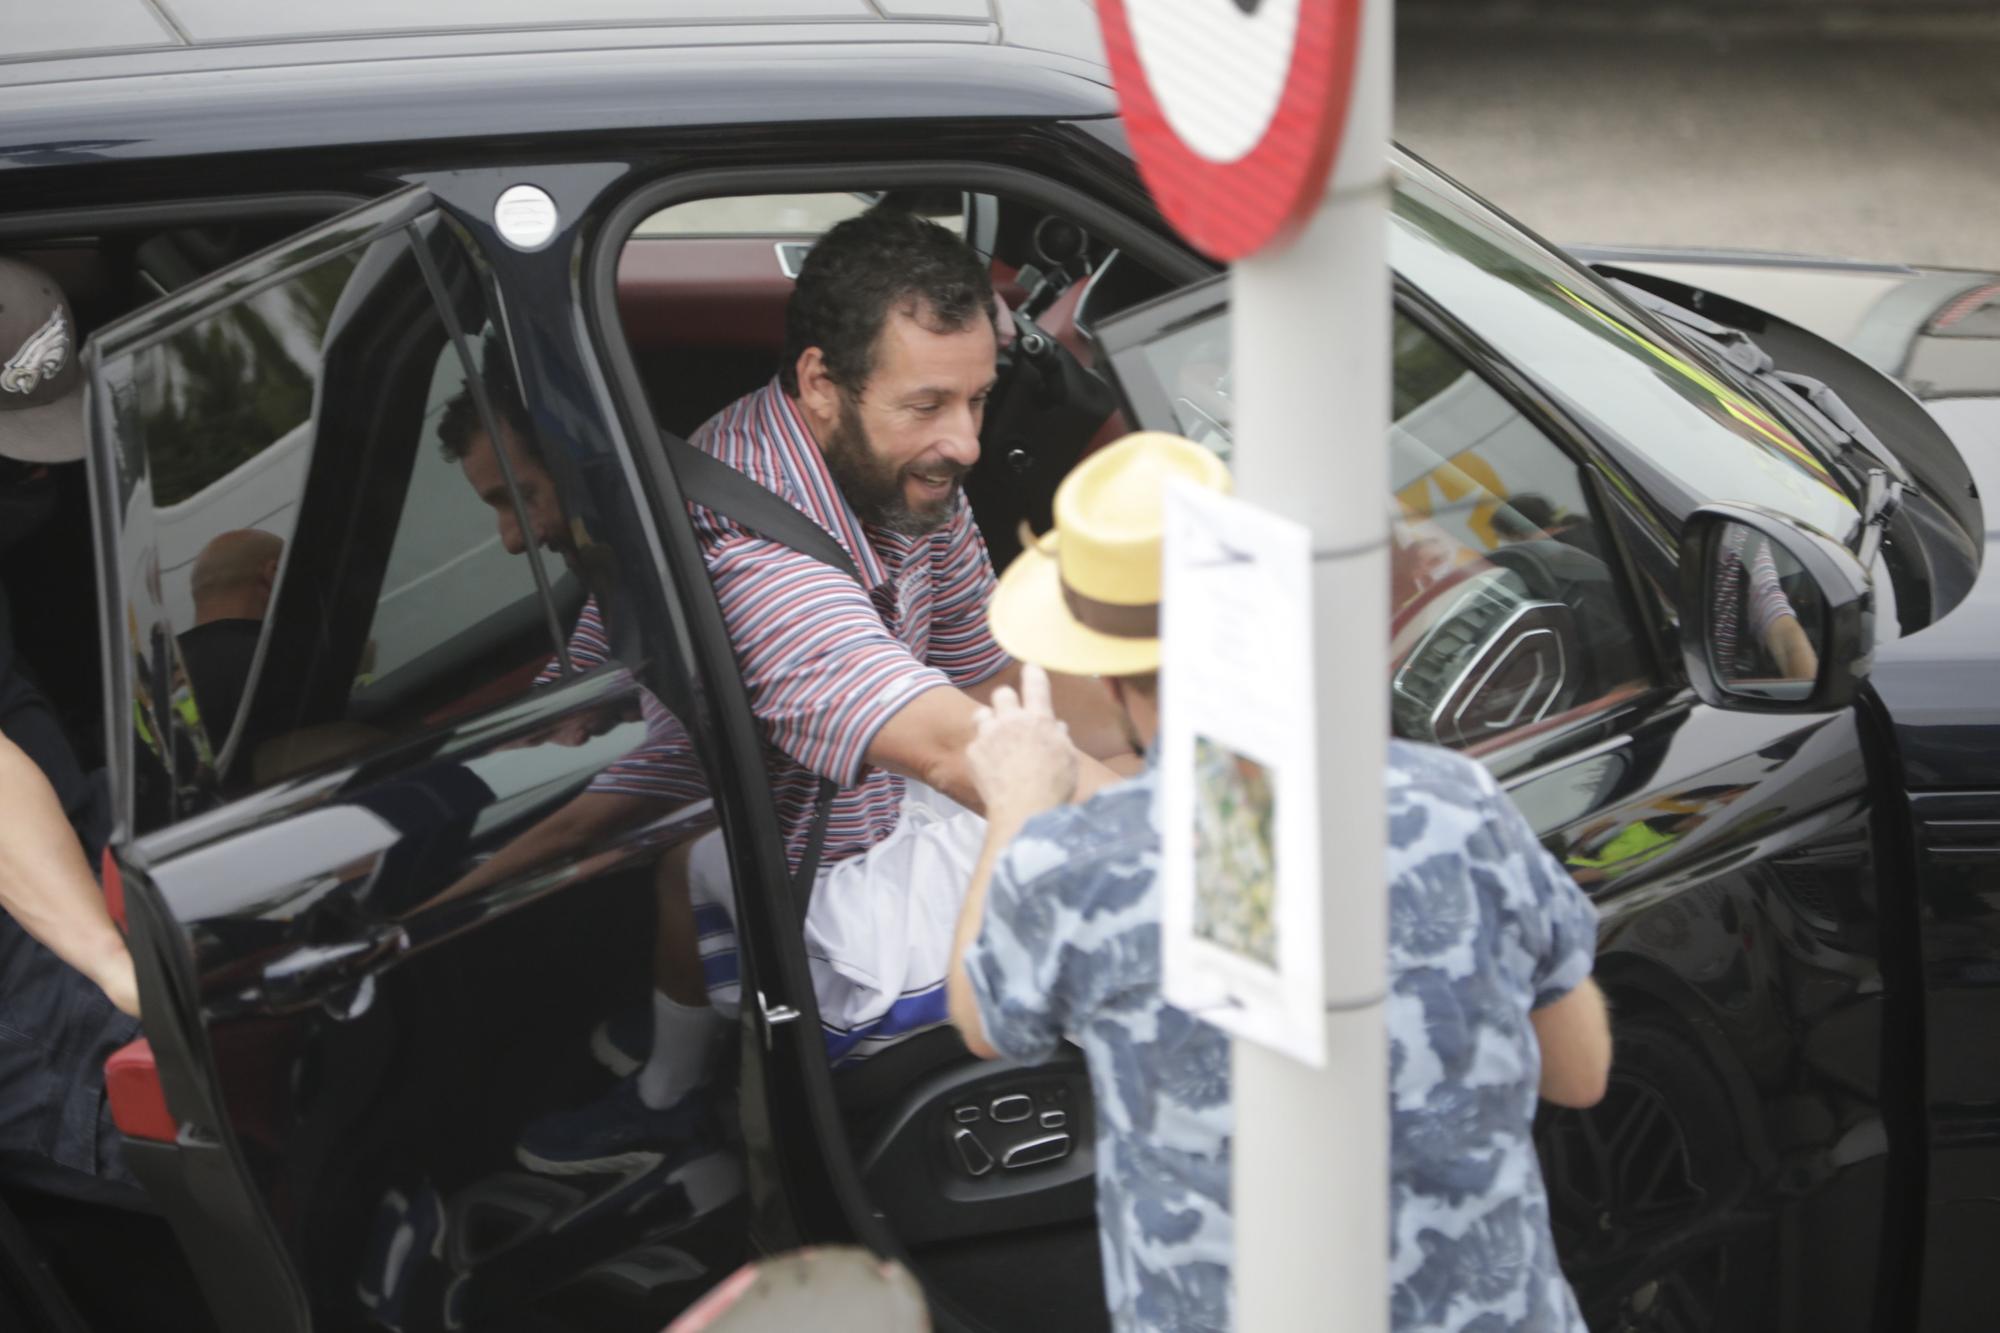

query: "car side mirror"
(1678, 503), (1873, 712)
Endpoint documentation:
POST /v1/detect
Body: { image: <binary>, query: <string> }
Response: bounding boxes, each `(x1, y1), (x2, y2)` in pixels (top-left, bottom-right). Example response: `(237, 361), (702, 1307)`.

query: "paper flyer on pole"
(1159, 478), (1324, 1067)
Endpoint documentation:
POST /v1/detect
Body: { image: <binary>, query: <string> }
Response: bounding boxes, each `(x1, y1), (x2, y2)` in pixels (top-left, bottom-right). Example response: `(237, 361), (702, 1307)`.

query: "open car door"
(87, 188), (748, 1333)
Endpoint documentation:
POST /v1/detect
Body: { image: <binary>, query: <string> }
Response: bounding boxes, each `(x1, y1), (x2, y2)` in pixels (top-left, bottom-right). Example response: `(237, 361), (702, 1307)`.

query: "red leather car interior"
(618, 238), (797, 352)
(105, 1039), (175, 1144)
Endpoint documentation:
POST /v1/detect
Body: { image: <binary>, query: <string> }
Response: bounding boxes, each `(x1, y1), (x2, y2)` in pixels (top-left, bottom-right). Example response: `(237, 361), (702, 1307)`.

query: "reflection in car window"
(142, 254), (354, 507)
(1136, 316), (1234, 461)
(1387, 168), (1859, 541)
(1385, 313), (1650, 747)
(106, 227), (567, 824)
(1116, 303), (1652, 750)
(351, 339), (585, 721)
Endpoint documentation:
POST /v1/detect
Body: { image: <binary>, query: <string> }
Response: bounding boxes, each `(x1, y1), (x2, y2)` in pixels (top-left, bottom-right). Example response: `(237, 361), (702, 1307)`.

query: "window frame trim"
(1392, 276), (1687, 695)
(85, 186), (573, 842)
(88, 186), (432, 362)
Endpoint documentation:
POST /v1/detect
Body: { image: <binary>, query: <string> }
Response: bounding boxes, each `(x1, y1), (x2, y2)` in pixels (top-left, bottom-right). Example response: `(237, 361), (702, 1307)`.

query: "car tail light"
(105, 1038), (176, 1144)
(101, 849), (126, 931)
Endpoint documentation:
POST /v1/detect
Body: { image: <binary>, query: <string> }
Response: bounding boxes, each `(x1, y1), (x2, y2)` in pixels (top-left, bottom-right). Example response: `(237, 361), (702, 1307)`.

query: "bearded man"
(508, 208), (1134, 1171)
(659, 209), (1132, 1060)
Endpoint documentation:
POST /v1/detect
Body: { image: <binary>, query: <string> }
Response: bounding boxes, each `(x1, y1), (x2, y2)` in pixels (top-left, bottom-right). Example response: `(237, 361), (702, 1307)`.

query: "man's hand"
(967, 664), (1078, 828)
(88, 943), (140, 1020)
(951, 663), (1078, 1061)
(1765, 613), (1821, 684)
(0, 734), (143, 1019)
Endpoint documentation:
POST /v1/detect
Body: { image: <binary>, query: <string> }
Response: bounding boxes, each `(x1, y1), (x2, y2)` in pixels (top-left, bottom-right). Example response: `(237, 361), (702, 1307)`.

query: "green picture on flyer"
(1192, 735), (1278, 969)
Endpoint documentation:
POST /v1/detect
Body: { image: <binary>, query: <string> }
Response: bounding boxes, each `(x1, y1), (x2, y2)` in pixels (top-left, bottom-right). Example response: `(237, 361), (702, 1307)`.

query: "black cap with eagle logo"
(0, 257), (85, 466)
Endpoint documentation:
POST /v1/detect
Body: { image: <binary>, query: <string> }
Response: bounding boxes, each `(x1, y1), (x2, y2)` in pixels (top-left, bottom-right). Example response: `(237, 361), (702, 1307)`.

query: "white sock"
(636, 991), (725, 1110)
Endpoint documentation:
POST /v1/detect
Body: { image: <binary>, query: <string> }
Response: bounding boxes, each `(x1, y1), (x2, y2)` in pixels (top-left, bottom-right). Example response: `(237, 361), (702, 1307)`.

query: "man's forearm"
(927, 747), (1119, 813)
(875, 682), (1113, 814)
(433, 788), (663, 907)
(0, 734), (135, 1014)
(919, 748), (989, 816)
(947, 809), (1032, 1059)
(1766, 615), (1820, 683)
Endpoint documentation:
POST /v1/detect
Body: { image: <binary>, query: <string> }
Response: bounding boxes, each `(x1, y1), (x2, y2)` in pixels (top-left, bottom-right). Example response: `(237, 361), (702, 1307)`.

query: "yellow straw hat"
(989, 432), (1231, 676)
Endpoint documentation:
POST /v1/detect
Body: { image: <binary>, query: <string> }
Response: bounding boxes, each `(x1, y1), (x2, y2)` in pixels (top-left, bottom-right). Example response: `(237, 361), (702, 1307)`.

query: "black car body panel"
(2, 13), (1997, 1333)
(0, 6), (1115, 179)
(1875, 430), (2000, 1333)
(1540, 246), (2000, 1333)
(1091, 222), (1924, 1330)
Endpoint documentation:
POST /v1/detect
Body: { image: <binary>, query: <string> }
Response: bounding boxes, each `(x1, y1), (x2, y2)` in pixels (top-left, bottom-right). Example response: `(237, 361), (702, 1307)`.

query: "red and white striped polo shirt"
(537, 602), (711, 806)
(688, 379), (1010, 871)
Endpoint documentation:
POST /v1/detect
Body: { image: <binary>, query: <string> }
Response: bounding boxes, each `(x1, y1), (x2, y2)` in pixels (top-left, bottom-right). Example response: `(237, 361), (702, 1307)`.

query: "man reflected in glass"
(1711, 525), (1820, 691)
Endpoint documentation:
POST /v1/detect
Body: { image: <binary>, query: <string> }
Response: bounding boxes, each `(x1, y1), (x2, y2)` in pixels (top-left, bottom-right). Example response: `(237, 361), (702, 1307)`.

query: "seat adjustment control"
(954, 1105), (981, 1124)
(1002, 1133), (1072, 1170)
(953, 1128), (995, 1177)
(990, 1094), (1033, 1123)
(1039, 1109), (1066, 1129)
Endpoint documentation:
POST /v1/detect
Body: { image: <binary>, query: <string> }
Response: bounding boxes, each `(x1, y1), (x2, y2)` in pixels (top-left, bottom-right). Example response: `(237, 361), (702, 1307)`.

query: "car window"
(1388, 165), (1859, 541)
(1106, 300), (1653, 750)
(1384, 314), (1651, 747)
(99, 222), (568, 825)
(633, 192), (967, 238)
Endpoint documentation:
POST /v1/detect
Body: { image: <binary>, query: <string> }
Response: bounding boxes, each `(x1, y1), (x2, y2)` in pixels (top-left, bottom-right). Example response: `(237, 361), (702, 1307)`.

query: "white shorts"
(687, 782), (986, 1065)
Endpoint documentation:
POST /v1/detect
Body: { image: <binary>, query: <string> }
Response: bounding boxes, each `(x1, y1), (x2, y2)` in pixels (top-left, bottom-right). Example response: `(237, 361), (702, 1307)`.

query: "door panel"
(91, 189), (748, 1332)
(1907, 788), (2000, 1333)
(134, 673), (737, 1333)
(1509, 700), (1887, 1333)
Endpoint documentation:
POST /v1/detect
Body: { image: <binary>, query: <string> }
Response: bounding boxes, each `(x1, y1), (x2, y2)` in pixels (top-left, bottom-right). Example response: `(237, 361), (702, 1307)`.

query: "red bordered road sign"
(1096, 0), (1363, 261)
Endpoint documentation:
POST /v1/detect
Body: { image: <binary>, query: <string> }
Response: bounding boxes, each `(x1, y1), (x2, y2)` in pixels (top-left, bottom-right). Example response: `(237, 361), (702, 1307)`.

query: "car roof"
(7, 0), (1103, 70)
(0, 1), (1114, 174)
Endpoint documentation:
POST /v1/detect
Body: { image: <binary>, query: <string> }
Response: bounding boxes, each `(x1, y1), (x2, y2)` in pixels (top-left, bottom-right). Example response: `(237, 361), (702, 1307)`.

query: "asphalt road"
(1395, 26), (2000, 270)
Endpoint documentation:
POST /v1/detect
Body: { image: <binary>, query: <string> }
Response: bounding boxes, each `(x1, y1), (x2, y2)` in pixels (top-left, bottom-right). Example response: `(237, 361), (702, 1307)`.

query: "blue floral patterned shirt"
(1386, 740), (1597, 1332)
(968, 760), (1232, 1333)
(969, 742), (1597, 1333)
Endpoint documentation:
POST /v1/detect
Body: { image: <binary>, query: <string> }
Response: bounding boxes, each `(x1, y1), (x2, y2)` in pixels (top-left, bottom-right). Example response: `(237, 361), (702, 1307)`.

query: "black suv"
(3, 6), (1998, 1333)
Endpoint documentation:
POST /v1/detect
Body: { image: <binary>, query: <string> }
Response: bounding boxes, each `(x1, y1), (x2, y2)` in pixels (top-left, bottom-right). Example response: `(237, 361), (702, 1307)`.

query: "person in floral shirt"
(947, 432), (1612, 1333)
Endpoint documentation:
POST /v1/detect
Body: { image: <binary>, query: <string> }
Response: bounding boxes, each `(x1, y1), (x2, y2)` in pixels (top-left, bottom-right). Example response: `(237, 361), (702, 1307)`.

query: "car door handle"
(258, 922), (409, 1007)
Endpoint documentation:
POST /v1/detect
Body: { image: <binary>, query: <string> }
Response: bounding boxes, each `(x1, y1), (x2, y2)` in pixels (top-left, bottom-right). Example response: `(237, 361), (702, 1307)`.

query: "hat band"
(1062, 582), (1159, 640)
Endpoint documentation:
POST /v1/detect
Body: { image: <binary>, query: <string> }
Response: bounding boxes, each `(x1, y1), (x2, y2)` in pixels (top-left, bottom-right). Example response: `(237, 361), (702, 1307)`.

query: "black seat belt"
(662, 435), (860, 582)
(660, 434), (853, 923)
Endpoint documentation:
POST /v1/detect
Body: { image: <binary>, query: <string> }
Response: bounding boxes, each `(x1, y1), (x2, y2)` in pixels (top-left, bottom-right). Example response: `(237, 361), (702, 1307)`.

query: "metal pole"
(1227, 0), (1391, 1325)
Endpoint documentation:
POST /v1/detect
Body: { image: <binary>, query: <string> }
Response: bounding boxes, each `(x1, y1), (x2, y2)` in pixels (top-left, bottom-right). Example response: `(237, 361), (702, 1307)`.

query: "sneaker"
(549, 1141), (745, 1237)
(590, 1005), (652, 1078)
(515, 1077), (715, 1177)
(443, 1172), (588, 1270)
(356, 1182), (458, 1331)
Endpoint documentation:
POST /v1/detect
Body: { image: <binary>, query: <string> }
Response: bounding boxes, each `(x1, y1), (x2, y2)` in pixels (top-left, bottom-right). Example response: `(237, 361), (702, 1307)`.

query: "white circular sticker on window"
(494, 185), (558, 251)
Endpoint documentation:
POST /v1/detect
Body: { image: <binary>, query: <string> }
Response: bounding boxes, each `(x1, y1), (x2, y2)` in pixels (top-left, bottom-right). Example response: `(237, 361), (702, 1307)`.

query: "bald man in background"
(176, 528), (282, 748)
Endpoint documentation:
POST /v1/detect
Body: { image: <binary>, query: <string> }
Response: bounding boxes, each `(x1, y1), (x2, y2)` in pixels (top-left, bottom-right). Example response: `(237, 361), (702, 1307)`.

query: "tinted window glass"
(1105, 299), (1652, 749)
(1387, 168), (1859, 540)
(142, 257), (348, 507)
(105, 227), (566, 823)
(1386, 314), (1650, 747)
